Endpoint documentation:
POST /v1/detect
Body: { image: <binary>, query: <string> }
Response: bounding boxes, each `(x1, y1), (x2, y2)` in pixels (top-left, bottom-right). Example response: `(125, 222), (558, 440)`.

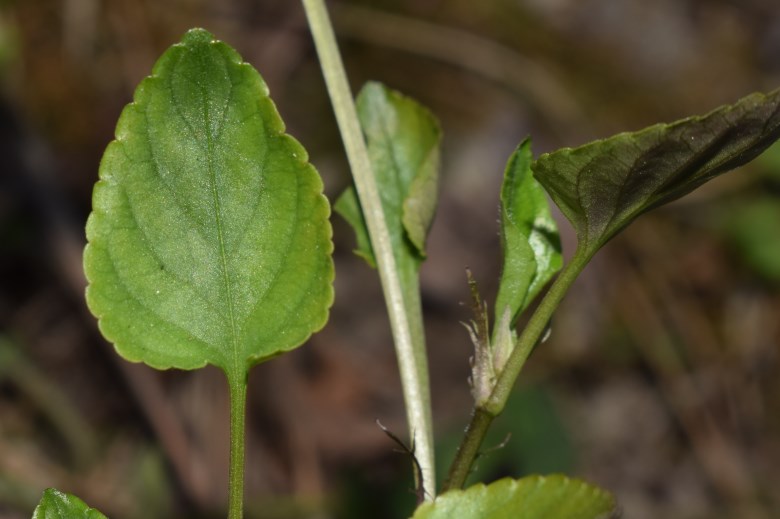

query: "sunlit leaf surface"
(84, 29), (333, 374)
(411, 475), (616, 519)
(33, 489), (108, 519)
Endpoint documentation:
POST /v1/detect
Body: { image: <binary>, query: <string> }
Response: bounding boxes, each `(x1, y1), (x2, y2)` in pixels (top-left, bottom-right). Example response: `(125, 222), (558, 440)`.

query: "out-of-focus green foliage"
(437, 386), (574, 487)
(723, 196), (780, 282)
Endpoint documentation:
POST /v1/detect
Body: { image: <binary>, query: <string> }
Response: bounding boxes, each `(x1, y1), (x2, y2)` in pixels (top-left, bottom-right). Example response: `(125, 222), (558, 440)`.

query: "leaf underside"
(533, 88), (780, 256)
(411, 475), (616, 519)
(33, 488), (108, 519)
(84, 28), (334, 375)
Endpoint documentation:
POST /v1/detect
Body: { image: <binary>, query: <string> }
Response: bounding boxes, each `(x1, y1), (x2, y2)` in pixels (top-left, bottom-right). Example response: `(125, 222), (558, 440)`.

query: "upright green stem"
(442, 408), (494, 491)
(444, 249), (591, 491)
(227, 371), (247, 519)
(302, 0), (436, 500)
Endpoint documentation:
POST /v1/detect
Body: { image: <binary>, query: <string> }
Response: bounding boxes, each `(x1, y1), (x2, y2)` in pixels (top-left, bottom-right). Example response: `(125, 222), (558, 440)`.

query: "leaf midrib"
(195, 48), (242, 375)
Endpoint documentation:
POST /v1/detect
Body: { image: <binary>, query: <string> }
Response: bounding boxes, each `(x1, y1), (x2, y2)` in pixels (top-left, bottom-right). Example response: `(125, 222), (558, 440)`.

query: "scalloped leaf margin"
(84, 28), (334, 376)
(412, 475), (617, 519)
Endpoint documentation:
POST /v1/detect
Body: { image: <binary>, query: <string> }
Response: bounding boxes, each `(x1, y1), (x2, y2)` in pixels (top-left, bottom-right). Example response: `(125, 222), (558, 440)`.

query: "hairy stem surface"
(444, 249), (591, 490)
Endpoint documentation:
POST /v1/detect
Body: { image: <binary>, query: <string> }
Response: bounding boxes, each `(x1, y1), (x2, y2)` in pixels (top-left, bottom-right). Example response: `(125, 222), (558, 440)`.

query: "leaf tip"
(181, 27), (215, 46)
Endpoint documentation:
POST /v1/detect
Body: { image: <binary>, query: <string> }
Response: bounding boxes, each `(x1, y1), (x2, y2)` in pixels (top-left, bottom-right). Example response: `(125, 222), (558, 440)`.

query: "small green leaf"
(335, 81), (441, 265)
(411, 475), (616, 519)
(333, 187), (376, 268)
(494, 139), (562, 328)
(84, 28), (334, 375)
(533, 88), (780, 257)
(33, 488), (108, 519)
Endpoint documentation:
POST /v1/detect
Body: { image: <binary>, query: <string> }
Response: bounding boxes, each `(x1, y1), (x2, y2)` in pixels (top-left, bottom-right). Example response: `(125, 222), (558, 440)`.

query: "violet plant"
(31, 2), (780, 518)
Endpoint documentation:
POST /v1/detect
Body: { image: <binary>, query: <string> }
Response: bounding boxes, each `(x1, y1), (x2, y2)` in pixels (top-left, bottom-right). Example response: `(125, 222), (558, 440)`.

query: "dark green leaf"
(33, 488), (108, 519)
(533, 88), (780, 256)
(84, 29), (334, 375)
(335, 81), (441, 266)
(495, 138), (562, 328)
(411, 475), (616, 519)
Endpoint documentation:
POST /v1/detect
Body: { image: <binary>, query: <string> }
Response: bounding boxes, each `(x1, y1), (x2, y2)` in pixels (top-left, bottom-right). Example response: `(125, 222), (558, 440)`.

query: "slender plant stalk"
(442, 407), (494, 491)
(227, 372), (247, 519)
(443, 249), (592, 491)
(302, 0), (436, 501)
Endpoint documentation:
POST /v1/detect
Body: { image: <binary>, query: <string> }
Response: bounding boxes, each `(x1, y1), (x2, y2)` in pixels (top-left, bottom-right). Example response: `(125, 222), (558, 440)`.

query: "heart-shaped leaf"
(494, 138), (562, 330)
(411, 475), (616, 519)
(33, 489), (108, 519)
(533, 88), (780, 258)
(334, 81), (441, 267)
(84, 28), (334, 376)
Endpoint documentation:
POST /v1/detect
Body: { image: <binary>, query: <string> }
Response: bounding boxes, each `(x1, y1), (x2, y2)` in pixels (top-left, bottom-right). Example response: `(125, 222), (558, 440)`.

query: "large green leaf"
(533, 89), (780, 257)
(494, 138), (562, 329)
(334, 81), (441, 266)
(411, 475), (616, 519)
(32, 489), (108, 519)
(84, 28), (333, 375)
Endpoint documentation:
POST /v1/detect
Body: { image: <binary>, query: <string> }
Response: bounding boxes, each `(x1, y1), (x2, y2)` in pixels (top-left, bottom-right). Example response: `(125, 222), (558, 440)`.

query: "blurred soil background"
(2, 0), (780, 518)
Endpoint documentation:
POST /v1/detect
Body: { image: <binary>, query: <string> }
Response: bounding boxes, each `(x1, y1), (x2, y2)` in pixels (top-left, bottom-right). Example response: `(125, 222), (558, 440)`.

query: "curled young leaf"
(494, 138), (562, 329)
(335, 81), (441, 266)
(84, 29), (334, 375)
(33, 488), (108, 519)
(411, 475), (616, 519)
(533, 88), (780, 257)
